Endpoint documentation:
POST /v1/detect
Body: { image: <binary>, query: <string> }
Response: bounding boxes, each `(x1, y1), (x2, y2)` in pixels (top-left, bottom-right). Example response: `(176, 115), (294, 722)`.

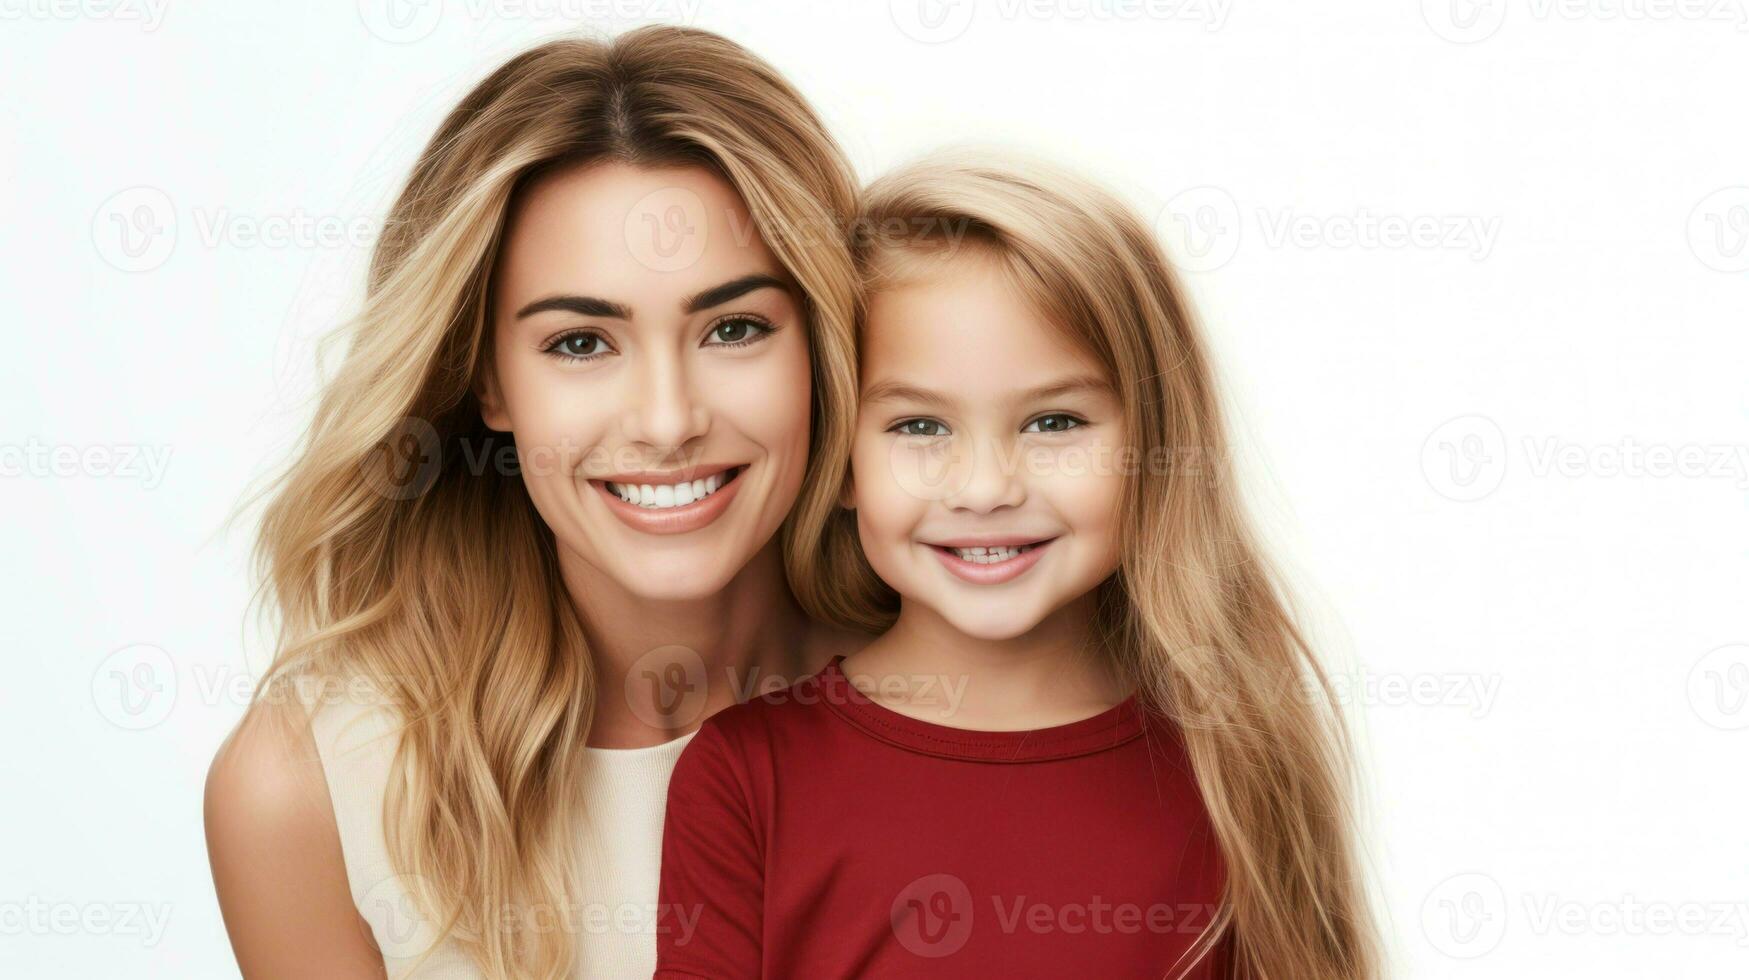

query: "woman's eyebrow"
(682, 273), (789, 313)
(515, 294), (633, 320)
(513, 273), (789, 322)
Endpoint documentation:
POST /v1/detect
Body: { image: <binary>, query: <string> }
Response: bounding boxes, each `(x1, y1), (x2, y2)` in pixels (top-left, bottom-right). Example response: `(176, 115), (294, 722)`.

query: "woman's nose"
(621, 351), (710, 450)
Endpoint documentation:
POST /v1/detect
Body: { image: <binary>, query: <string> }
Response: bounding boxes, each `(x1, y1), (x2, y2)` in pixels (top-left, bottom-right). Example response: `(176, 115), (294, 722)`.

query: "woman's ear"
(476, 366), (511, 432)
(837, 469), (855, 510)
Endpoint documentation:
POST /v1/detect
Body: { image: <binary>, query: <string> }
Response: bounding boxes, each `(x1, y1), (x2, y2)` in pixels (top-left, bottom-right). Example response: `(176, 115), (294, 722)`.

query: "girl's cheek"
(1039, 437), (1126, 567)
(847, 432), (888, 515)
(849, 435), (919, 547)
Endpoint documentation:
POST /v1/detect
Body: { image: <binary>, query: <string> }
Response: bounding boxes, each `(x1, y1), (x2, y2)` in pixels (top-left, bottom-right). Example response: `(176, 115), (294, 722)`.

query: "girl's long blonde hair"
(789, 153), (1381, 979)
(244, 27), (858, 978)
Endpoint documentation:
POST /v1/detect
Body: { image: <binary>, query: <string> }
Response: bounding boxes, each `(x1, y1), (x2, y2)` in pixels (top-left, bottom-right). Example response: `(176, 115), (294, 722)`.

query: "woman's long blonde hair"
(789, 153), (1381, 979)
(243, 27), (858, 978)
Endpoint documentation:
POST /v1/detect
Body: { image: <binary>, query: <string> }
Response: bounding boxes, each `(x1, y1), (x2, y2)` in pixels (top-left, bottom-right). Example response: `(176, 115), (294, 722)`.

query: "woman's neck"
(841, 591), (1129, 731)
(561, 538), (844, 748)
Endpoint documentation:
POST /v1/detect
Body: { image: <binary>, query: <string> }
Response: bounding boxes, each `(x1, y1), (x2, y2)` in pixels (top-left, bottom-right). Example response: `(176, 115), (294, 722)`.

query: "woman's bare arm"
(204, 698), (387, 979)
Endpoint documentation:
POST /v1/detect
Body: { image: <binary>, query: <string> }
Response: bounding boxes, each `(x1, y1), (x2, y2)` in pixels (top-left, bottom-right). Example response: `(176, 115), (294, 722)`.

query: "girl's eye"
(1023, 413), (1084, 433)
(891, 418), (950, 437)
(704, 316), (775, 347)
(543, 332), (614, 360)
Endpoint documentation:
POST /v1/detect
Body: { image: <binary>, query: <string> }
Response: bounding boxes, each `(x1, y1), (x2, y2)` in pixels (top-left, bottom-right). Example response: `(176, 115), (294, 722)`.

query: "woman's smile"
(590, 463), (749, 535)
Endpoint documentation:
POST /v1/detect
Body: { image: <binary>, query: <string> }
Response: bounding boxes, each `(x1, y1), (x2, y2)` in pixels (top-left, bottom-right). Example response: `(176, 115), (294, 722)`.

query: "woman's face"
(481, 162), (813, 601)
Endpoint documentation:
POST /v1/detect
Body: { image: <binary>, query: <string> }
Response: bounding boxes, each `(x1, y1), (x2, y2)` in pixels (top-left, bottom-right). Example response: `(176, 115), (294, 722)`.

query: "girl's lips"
(926, 538), (1055, 585)
(591, 465), (745, 535)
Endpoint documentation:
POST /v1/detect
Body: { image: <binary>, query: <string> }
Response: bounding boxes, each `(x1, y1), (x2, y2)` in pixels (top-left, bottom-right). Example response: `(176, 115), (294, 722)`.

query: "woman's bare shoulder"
(204, 695), (388, 978)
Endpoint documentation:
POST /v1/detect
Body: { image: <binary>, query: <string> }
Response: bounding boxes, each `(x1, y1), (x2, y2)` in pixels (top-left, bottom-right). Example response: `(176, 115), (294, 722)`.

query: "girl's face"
(849, 248), (1127, 641)
(481, 162), (813, 601)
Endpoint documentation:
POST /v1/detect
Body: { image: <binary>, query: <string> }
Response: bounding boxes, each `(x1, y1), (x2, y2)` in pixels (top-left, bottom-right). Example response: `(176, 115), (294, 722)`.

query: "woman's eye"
(704, 316), (774, 346)
(545, 332), (611, 360)
(1023, 414), (1084, 433)
(892, 419), (949, 437)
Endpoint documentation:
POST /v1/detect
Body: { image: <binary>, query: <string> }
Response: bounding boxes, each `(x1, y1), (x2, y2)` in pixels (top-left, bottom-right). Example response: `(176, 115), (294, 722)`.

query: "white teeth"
(607, 469), (736, 509)
(949, 544), (1033, 564)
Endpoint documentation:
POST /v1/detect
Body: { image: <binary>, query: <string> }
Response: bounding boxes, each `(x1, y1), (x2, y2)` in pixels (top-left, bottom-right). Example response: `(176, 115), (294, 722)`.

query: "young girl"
(655, 154), (1378, 979)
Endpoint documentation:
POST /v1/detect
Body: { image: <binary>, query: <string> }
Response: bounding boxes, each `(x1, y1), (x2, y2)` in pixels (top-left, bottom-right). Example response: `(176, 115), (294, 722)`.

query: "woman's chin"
(606, 553), (748, 603)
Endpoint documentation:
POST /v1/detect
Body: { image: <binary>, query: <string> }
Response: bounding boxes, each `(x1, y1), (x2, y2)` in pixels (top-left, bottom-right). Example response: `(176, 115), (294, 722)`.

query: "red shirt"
(656, 657), (1231, 978)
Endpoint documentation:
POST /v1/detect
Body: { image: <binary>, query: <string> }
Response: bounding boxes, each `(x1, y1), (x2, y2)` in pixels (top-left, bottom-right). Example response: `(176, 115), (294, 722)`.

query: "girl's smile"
(923, 536), (1058, 585)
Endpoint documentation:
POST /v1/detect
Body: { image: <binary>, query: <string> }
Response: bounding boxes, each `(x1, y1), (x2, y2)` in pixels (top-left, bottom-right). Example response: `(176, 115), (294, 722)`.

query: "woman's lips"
(591, 465), (746, 535)
(926, 537), (1056, 585)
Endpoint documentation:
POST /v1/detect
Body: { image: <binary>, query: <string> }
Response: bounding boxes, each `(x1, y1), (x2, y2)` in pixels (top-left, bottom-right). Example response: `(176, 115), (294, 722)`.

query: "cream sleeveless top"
(308, 689), (695, 978)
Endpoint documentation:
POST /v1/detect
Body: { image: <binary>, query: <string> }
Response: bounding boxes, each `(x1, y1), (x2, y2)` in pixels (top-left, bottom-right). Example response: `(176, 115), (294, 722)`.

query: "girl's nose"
(942, 437), (1026, 514)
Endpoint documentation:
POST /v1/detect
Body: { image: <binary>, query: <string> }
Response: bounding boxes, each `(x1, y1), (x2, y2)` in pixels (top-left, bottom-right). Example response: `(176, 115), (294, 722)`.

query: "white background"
(3, 1), (1747, 977)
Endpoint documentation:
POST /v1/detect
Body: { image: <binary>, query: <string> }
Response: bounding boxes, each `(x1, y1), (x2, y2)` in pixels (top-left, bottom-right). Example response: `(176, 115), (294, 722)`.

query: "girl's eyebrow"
(860, 374), (1111, 408)
(861, 379), (952, 410)
(1018, 374), (1113, 402)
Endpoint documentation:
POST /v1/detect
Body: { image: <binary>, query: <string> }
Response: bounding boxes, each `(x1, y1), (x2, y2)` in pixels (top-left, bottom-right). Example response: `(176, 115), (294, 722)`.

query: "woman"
(204, 26), (867, 978)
